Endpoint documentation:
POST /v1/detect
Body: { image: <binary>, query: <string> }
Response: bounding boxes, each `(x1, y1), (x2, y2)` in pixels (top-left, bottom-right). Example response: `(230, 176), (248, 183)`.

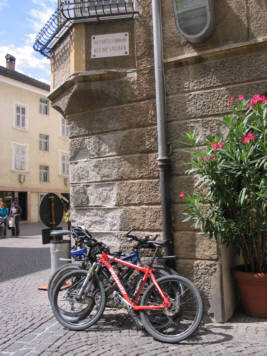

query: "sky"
(0, 0), (57, 84)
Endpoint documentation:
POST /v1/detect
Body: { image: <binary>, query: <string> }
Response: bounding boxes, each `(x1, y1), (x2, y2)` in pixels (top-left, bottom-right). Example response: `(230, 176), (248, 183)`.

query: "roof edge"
(0, 66), (50, 92)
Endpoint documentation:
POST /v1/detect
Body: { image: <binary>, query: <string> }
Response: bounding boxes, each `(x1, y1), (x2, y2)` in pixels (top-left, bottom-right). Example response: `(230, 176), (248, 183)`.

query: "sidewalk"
(0, 223), (266, 355)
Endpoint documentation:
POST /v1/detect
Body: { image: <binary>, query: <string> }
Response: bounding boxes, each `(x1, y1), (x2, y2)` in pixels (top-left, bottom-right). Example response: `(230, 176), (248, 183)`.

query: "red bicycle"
(51, 237), (203, 343)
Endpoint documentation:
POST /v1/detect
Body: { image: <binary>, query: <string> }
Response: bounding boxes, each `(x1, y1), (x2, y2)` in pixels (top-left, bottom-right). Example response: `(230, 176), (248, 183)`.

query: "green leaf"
(239, 188), (247, 205)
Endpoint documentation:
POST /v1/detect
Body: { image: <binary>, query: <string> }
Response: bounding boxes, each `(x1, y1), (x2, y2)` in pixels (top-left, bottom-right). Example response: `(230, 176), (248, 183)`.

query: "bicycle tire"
(48, 264), (80, 303)
(51, 269), (106, 330)
(140, 275), (203, 343)
(50, 268), (98, 324)
(49, 265), (88, 322)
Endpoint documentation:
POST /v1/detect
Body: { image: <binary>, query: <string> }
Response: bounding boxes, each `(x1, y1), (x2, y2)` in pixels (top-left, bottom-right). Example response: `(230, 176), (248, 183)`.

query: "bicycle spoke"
(140, 275), (203, 343)
(51, 270), (106, 330)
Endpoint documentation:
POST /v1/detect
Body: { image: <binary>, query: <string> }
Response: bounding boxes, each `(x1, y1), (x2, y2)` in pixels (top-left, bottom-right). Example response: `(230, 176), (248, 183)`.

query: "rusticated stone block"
(165, 51), (267, 95)
(167, 117), (222, 150)
(167, 81), (267, 121)
(170, 149), (191, 176)
(116, 180), (160, 206)
(170, 176), (194, 203)
(171, 174), (210, 205)
(135, 0), (154, 68)
(71, 206), (162, 234)
(71, 183), (117, 208)
(175, 259), (221, 320)
(71, 180), (160, 208)
(70, 126), (158, 161)
(71, 208), (122, 232)
(119, 206), (162, 231)
(70, 185), (90, 207)
(176, 259), (218, 283)
(70, 153), (159, 183)
(248, 0), (267, 38)
(171, 203), (198, 232)
(67, 100), (156, 137)
(173, 231), (218, 260)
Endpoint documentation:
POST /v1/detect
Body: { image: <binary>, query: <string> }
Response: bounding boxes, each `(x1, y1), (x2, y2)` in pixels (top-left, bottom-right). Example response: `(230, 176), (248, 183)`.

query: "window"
(40, 165), (49, 183)
(39, 98), (49, 115)
(61, 117), (69, 137)
(39, 134), (49, 152)
(173, 0), (215, 43)
(61, 153), (69, 176)
(12, 143), (28, 171)
(14, 104), (27, 130)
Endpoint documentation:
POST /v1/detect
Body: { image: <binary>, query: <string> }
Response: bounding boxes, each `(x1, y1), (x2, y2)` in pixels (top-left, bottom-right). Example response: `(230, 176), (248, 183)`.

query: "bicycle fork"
(77, 263), (99, 300)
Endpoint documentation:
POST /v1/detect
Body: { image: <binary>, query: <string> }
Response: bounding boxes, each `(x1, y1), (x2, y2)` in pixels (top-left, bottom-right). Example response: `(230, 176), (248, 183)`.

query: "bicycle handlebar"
(125, 228), (160, 246)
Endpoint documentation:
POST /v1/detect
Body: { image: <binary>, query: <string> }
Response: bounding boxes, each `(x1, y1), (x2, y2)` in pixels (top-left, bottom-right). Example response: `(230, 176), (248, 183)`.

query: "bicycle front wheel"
(51, 269), (106, 331)
(140, 275), (203, 343)
(48, 264), (80, 303)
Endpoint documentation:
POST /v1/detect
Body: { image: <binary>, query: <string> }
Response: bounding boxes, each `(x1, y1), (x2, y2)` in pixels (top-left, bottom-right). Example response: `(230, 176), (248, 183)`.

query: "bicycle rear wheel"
(140, 275), (203, 343)
(51, 269), (106, 331)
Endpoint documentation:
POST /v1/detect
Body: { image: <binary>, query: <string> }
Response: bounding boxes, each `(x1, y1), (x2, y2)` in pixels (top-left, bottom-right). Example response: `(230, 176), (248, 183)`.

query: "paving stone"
(0, 223), (267, 356)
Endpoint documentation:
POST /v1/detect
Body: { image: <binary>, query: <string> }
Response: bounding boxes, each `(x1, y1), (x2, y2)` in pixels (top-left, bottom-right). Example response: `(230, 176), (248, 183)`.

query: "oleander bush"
(180, 94), (267, 273)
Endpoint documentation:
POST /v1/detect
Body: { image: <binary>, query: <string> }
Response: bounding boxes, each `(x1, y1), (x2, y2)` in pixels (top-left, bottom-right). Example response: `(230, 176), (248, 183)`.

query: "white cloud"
(29, 0), (56, 33)
(0, 0), (8, 11)
(0, 1), (57, 83)
(0, 44), (50, 74)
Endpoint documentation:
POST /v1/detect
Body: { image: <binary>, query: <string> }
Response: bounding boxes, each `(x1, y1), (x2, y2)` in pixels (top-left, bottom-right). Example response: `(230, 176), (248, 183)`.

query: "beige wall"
(0, 75), (69, 222)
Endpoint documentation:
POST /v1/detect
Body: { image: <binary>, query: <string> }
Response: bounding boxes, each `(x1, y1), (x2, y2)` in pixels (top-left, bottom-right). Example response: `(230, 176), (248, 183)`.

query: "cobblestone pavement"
(0, 223), (266, 356)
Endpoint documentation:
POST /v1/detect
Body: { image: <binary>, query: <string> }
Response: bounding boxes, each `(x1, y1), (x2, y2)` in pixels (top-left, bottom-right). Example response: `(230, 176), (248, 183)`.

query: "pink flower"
(242, 136), (249, 143)
(238, 95), (244, 100)
(179, 192), (185, 198)
(211, 141), (223, 152)
(242, 136), (250, 144)
(242, 132), (255, 144)
(210, 156), (215, 161)
(246, 132), (255, 141)
(250, 94), (267, 108)
(211, 142), (217, 152)
(229, 98), (233, 103)
(202, 156), (206, 162)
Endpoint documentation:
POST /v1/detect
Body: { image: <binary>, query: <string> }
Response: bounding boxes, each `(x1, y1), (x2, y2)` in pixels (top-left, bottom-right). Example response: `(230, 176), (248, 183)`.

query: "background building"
(0, 54), (69, 222)
(34, 0), (267, 321)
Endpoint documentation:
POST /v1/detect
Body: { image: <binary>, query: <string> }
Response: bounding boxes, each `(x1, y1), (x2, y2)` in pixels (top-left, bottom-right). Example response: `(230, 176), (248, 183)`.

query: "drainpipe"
(151, 0), (174, 256)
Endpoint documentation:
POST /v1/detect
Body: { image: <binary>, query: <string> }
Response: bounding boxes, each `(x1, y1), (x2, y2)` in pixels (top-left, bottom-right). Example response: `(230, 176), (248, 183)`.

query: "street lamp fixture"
(173, 0), (215, 43)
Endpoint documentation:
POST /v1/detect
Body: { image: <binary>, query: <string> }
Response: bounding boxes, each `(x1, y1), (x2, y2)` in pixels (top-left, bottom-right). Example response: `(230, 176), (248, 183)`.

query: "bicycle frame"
(99, 252), (171, 311)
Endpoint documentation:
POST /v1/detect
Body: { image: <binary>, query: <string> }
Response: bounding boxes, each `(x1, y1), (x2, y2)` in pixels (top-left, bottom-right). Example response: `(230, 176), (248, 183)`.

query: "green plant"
(180, 94), (267, 273)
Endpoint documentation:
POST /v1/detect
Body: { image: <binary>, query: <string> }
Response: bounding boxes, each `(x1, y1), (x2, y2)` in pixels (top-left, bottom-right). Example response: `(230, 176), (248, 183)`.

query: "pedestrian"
(10, 200), (22, 237)
(0, 201), (8, 238)
(64, 207), (71, 230)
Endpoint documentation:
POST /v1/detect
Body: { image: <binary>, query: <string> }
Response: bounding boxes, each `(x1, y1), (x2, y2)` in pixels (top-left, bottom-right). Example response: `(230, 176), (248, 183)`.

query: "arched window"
(173, 0), (215, 43)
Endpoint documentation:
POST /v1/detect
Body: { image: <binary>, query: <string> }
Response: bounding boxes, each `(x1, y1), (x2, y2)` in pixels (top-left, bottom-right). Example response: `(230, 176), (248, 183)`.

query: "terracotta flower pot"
(232, 267), (267, 318)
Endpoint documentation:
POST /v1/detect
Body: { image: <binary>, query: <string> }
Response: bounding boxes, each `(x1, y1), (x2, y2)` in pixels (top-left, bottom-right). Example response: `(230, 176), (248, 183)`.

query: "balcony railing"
(33, 1), (138, 58)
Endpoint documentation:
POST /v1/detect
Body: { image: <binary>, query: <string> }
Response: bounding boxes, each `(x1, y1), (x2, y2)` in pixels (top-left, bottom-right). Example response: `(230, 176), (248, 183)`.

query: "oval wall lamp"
(173, 0), (215, 43)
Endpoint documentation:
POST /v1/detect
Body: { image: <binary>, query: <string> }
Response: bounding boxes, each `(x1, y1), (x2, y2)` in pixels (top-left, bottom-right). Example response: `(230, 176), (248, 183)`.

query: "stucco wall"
(0, 76), (69, 222)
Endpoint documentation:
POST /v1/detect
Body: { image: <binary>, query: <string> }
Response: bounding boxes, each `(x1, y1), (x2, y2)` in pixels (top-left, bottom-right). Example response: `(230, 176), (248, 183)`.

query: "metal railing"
(33, 1), (138, 58)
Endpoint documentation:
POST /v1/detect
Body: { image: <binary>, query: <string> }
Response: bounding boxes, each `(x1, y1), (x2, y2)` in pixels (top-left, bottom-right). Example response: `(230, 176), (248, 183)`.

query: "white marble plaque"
(91, 32), (129, 58)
